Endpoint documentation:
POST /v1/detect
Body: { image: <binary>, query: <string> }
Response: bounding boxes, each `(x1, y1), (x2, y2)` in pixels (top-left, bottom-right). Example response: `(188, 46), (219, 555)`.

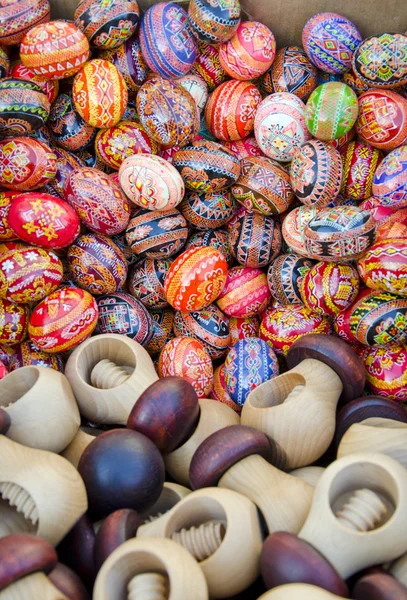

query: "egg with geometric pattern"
(173, 303), (230, 359)
(95, 292), (153, 347)
(128, 257), (172, 309)
(300, 261), (360, 316)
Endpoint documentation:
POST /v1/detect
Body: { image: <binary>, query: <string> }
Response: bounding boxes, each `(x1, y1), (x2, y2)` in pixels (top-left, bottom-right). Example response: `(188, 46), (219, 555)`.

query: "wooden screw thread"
(0, 481), (38, 525)
(170, 520), (226, 562)
(127, 573), (169, 600)
(144, 512), (165, 524)
(90, 359), (132, 389)
(336, 488), (387, 532)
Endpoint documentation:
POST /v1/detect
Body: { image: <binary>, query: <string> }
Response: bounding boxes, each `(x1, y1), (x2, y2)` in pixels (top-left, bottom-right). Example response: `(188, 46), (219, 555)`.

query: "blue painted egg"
(372, 145), (407, 209)
(173, 303), (230, 359)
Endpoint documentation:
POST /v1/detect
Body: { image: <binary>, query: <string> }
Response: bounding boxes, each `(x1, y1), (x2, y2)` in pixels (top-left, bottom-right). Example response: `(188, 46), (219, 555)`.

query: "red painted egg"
(231, 156), (294, 215)
(185, 229), (233, 265)
(0, 138), (57, 191)
(263, 46), (317, 101)
(164, 246), (228, 312)
(358, 238), (407, 296)
(65, 167), (130, 235)
(72, 59), (128, 128)
(20, 21), (89, 80)
(9, 340), (64, 372)
(95, 292), (152, 347)
(95, 121), (159, 170)
(228, 210), (281, 268)
(192, 40), (228, 91)
(145, 307), (174, 356)
(340, 141), (382, 201)
(0, 246), (62, 303)
(119, 155), (184, 211)
(8, 193), (80, 249)
(158, 336), (213, 398)
(173, 303), (230, 359)
(129, 257), (172, 309)
(179, 189), (236, 230)
(259, 304), (331, 356)
(125, 207), (188, 259)
(0, 0), (50, 47)
(74, 0), (139, 49)
(229, 315), (259, 347)
(217, 265), (271, 317)
(222, 136), (263, 160)
(219, 21), (276, 80)
(10, 62), (58, 103)
(360, 343), (407, 401)
(267, 253), (315, 305)
(204, 80), (262, 142)
(300, 261), (360, 316)
(356, 90), (407, 151)
(28, 286), (98, 353)
(0, 192), (19, 241)
(211, 364), (240, 413)
(0, 298), (28, 345)
(67, 233), (127, 295)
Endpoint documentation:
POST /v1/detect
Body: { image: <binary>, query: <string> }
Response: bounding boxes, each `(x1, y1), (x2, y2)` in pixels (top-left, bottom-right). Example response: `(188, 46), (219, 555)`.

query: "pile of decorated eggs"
(0, 0), (406, 412)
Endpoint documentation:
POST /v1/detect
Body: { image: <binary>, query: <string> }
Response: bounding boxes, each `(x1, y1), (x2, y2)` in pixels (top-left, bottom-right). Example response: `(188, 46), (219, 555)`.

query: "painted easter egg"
(372, 145), (407, 208)
(347, 289), (407, 346)
(205, 80), (262, 142)
(137, 76), (198, 148)
(211, 364), (240, 412)
(46, 148), (84, 199)
(140, 2), (197, 78)
(191, 40), (228, 91)
(129, 257), (172, 309)
(74, 0), (139, 49)
(224, 337), (279, 406)
(164, 246), (228, 312)
(8, 193), (80, 249)
(67, 233), (127, 294)
(328, 127), (356, 151)
(0, 47), (9, 78)
(358, 238), (407, 297)
(72, 59), (128, 128)
(0, 138), (56, 191)
(360, 343), (407, 401)
(222, 137), (263, 160)
(95, 292), (152, 346)
(0, 246), (63, 303)
(177, 73), (209, 113)
(0, 192), (19, 241)
(48, 93), (96, 152)
(105, 34), (148, 93)
(376, 208), (407, 242)
(219, 21), (276, 80)
(172, 140), (241, 193)
(263, 46), (317, 101)
(145, 307), (174, 356)
(353, 33), (407, 89)
(0, 78), (50, 135)
(0, 0), (50, 47)
(303, 205), (377, 262)
(65, 167), (130, 235)
(267, 253), (314, 305)
(179, 189), (236, 230)
(290, 139), (343, 207)
(158, 336), (213, 398)
(173, 303), (230, 359)
(231, 156), (294, 215)
(228, 210), (281, 268)
(9, 340), (64, 372)
(28, 286), (98, 352)
(10, 62), (58, 104)
(125, 207), (188, 258)
(229, 315), (259, 347)
(185, 229), (232, 265)
(305, 82), (358, 140)
(0, 298), (28, 345)
(259, 304), (331, 356)
(119, 155), (184, 211)
(254, 92), (311, 162)
(20, 21), (89, 80)
(302, 12), (362, 74)
(188, 0), (240, 44)
(340, 141), (382, 201)
(359, 197), (396, 224)
(217, 266), (271, 317)
(300, 261), (360, 316)
(342, 70), (370, 96)
(356, 90), (407, 151)
(282, 205), (318, 256)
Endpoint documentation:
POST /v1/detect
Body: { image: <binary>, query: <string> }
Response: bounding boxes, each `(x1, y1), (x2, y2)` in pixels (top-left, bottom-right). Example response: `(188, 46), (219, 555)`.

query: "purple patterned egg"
(129, 257), (172, 309)
(125, 207), (188, 259)
(173, 303), (230, 359)
(179, 189), (236, 229)
(95, 291), (153, 346)
(372, 145), (407, 209)
(104, 34), (149, 92)
(228, 209), (281, 268)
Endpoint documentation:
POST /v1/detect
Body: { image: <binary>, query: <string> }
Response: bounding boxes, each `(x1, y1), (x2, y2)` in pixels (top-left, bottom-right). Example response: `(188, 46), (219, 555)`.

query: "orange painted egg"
(205, 80), (262, 141)
(95, 121), (159, 170)
(64, 167), (130, 235)
(136, 76), (198, 148)
(231, 156), (294, 215)
(72, 59), (128, 128)
(20, 21), (89, 80)
(129, 257), (172, 309)
(267, 253), (314, 305)
(340, 141), (382, 201)
(0, 78), (50, 136)
(300, 261), (360, 316)
(360, 343), (407, 401)
(228, 209), (281, 268)
(192, 40), (228, 92)
(0, 246), (63, 303)
(28, 286), (98, 353)
(119, 155), (184, 211)
(0, 0), (50, 47)
(229, 315), (259, 347)
(219, 21), (276, 81)
(211, 364), (240, 413)
(259, 304), (331, 356)
(145, 307), (174, 356)
(0, 138), (57, 191)
(217, 266), (271, 317)
(8, 193), (80, 249)
(173, 303), (230, 359)
(67, 233), (127, 295)
(74, 0), (139, 49)
(358, 238), (407, 297)
(0, 298), (28, 345)
(9, 340), (64, 372)
(158, 336), (213, 398)
(164, 246), (228, 312)
(179, 189), (236, 230)
(125, 207), (188, 259)
(356, 90), (407, 151)
(0, 192), (19, 241)
(95, 292), (153, 346)
(263, 46), (317, 101)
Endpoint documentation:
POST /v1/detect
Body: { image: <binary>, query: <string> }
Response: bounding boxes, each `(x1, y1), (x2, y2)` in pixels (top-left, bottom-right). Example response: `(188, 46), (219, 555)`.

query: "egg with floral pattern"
(173, 303), (229, 359)
(300, 261), (360, 316)
(360, 343), (407, 401)
(95, 121), (159, 171)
